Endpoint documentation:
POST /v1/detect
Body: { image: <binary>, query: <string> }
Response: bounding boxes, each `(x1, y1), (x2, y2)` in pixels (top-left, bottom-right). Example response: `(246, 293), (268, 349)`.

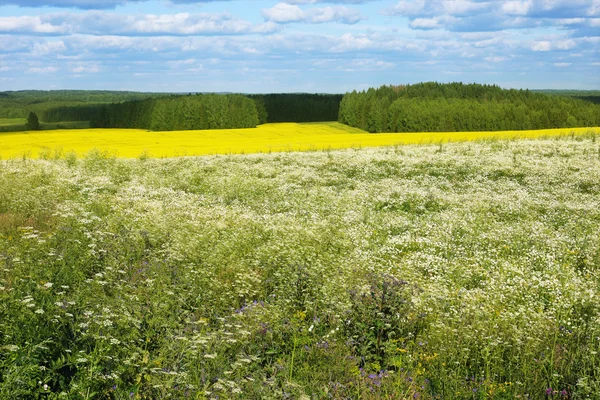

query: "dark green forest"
(339, 83), (600, 133)
(534, 89), (600, 104)
(0, 91), (343, 131)
(250, 94), (343, 123)
(89, 94), (259, 130)
(41, 94), (342, 127)
(0, 90), (165, 119)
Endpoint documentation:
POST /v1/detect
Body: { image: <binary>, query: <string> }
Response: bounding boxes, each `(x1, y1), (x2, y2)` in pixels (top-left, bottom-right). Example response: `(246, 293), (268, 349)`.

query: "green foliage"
(25, 112), (40, 130)
(0, 90), (165, 120)
(13, 92), (341, 129)
(250, 93), (343, 123)
(533, 89), (600, 105)
(340, 82), (600, 133)
(88, 94), (259, 130)
(346, 274), (425, 368)
(253, 97), (268, 125)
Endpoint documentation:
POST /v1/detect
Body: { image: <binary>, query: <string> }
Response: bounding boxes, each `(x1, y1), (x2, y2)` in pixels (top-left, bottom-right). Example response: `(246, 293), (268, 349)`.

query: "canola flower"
(0, 122), (598, 158)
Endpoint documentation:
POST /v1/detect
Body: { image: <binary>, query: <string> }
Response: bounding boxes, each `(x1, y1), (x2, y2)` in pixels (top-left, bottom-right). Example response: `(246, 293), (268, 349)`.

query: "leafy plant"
(345, 274), (425, 368)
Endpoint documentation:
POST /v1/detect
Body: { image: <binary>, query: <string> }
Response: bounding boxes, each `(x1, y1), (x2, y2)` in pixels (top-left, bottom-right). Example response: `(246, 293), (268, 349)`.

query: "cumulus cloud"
(530, 39), (577, 51)
(485, 56), (509, 62)
(70, 62), (101, 73)
(26, 66), (59, 73)
(1, 0), (598, 91)
(262, 2), (363, 24)
(1, 0), (233, 9)
(2, 0), (137, 9)
(32, 40), (67, 55)
(285, 0), (375, 3)
(388, 0), (492, 18)
(409, 17), (444, 29)
(386, 0), (600, 34)
(0, 12), (278, 36)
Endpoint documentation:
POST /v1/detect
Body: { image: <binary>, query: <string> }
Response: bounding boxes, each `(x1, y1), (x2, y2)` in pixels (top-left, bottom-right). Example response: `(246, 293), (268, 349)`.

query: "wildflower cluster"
(0, 134), (599, 398)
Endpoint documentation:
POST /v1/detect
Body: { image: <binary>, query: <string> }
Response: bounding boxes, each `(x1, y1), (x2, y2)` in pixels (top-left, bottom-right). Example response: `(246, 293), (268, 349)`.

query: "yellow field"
(1, 122), (599, 159)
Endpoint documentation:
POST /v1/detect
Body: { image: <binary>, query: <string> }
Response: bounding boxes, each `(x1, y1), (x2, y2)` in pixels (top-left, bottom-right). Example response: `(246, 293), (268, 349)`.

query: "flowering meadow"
(1, 134), (599, 399)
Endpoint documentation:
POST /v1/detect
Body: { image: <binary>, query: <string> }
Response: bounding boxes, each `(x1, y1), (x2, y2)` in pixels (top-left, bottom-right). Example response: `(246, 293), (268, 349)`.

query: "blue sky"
(0, 0), (598, 92)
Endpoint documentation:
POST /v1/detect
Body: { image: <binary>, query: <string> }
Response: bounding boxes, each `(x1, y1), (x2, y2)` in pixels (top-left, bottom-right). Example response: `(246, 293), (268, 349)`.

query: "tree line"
(88, 94), (259, 130)
(250, 94), (342, 123)
(534, 89), (600, 104)
(339, 82), (600, 133)
(38, 93), (343, 130)
(0, 90), (164, 119)
(5, 85), (599, 133)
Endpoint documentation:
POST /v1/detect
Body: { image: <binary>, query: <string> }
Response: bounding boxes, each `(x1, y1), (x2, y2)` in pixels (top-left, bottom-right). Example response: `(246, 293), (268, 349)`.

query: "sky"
(0, 0), (599, 93)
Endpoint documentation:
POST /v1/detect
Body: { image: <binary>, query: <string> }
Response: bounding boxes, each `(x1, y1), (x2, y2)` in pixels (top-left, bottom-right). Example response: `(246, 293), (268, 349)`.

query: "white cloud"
(388, 0), (490, 17)
(0, 0), (597, 91)
(262, 3), (305, 23)
(531, 38), (577, 51)
(284, 0), (376, 3)
(26, 66), (59, 73)
(0, 16), (66, 34)
(553, 62), (571, 67)
(557, 17), (586, 24)
(387, 0), (599, 34)
(387, 0), (426, 16)
(531, 40), (552, 51)
(442, 0), (489, 16)
(70, 63), (101, 73)
(410, 17), (441, 29)
(262, 2), (363, 24)
(485, 56), (509, 62)
(502, 1), (532, 16)
(330, 33), (372, 51)
(32, 41), (67, 56)
(309, 6), (362, 23)
(0, 11), (278, 36)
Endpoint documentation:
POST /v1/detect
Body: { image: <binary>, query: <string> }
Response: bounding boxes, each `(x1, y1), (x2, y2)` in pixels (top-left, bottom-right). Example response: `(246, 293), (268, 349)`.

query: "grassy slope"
(0, 120), (90, 133)
(0, 135), (599, 398)
(1, 122), (599, 159)
(0, 118), (26, 126)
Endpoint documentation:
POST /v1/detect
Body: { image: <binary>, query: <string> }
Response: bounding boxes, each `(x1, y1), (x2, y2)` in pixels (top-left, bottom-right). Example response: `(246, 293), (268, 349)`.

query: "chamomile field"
(1, 133), (600, 399)
(1, 122), (599, 159)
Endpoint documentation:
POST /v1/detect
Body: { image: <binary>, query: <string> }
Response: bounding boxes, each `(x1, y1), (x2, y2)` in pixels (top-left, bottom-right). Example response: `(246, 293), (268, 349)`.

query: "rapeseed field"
(1, 122), (599, 158)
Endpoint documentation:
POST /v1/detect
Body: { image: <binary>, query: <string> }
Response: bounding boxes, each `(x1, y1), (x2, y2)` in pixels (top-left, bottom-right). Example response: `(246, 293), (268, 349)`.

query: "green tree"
(254, 98), (268, 125)
(26, 111), (40, 130)
(566, 115), (578, 128)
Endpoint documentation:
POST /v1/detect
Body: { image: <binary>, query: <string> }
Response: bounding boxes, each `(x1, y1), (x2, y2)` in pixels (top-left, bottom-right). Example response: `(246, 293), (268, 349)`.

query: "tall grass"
(1, 135), (599, 398)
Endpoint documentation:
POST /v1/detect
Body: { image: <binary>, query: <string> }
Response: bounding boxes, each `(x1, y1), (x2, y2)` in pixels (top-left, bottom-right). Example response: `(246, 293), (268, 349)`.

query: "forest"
(339, 82), (600, 133)
(0, 90), (164, 119)
(250, 94), (342, 123)
(2, 84), (600, 133)
(87, 94), (259, 131)
(14, 93), (342, 131)
(534, 89), (600, 104)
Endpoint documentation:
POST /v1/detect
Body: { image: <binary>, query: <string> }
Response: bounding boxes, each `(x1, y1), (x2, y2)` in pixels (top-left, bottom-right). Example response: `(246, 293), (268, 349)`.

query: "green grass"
(1, 135), (599, 399)
(0, 120), (90, 133)
(0, 118), (26, 127)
